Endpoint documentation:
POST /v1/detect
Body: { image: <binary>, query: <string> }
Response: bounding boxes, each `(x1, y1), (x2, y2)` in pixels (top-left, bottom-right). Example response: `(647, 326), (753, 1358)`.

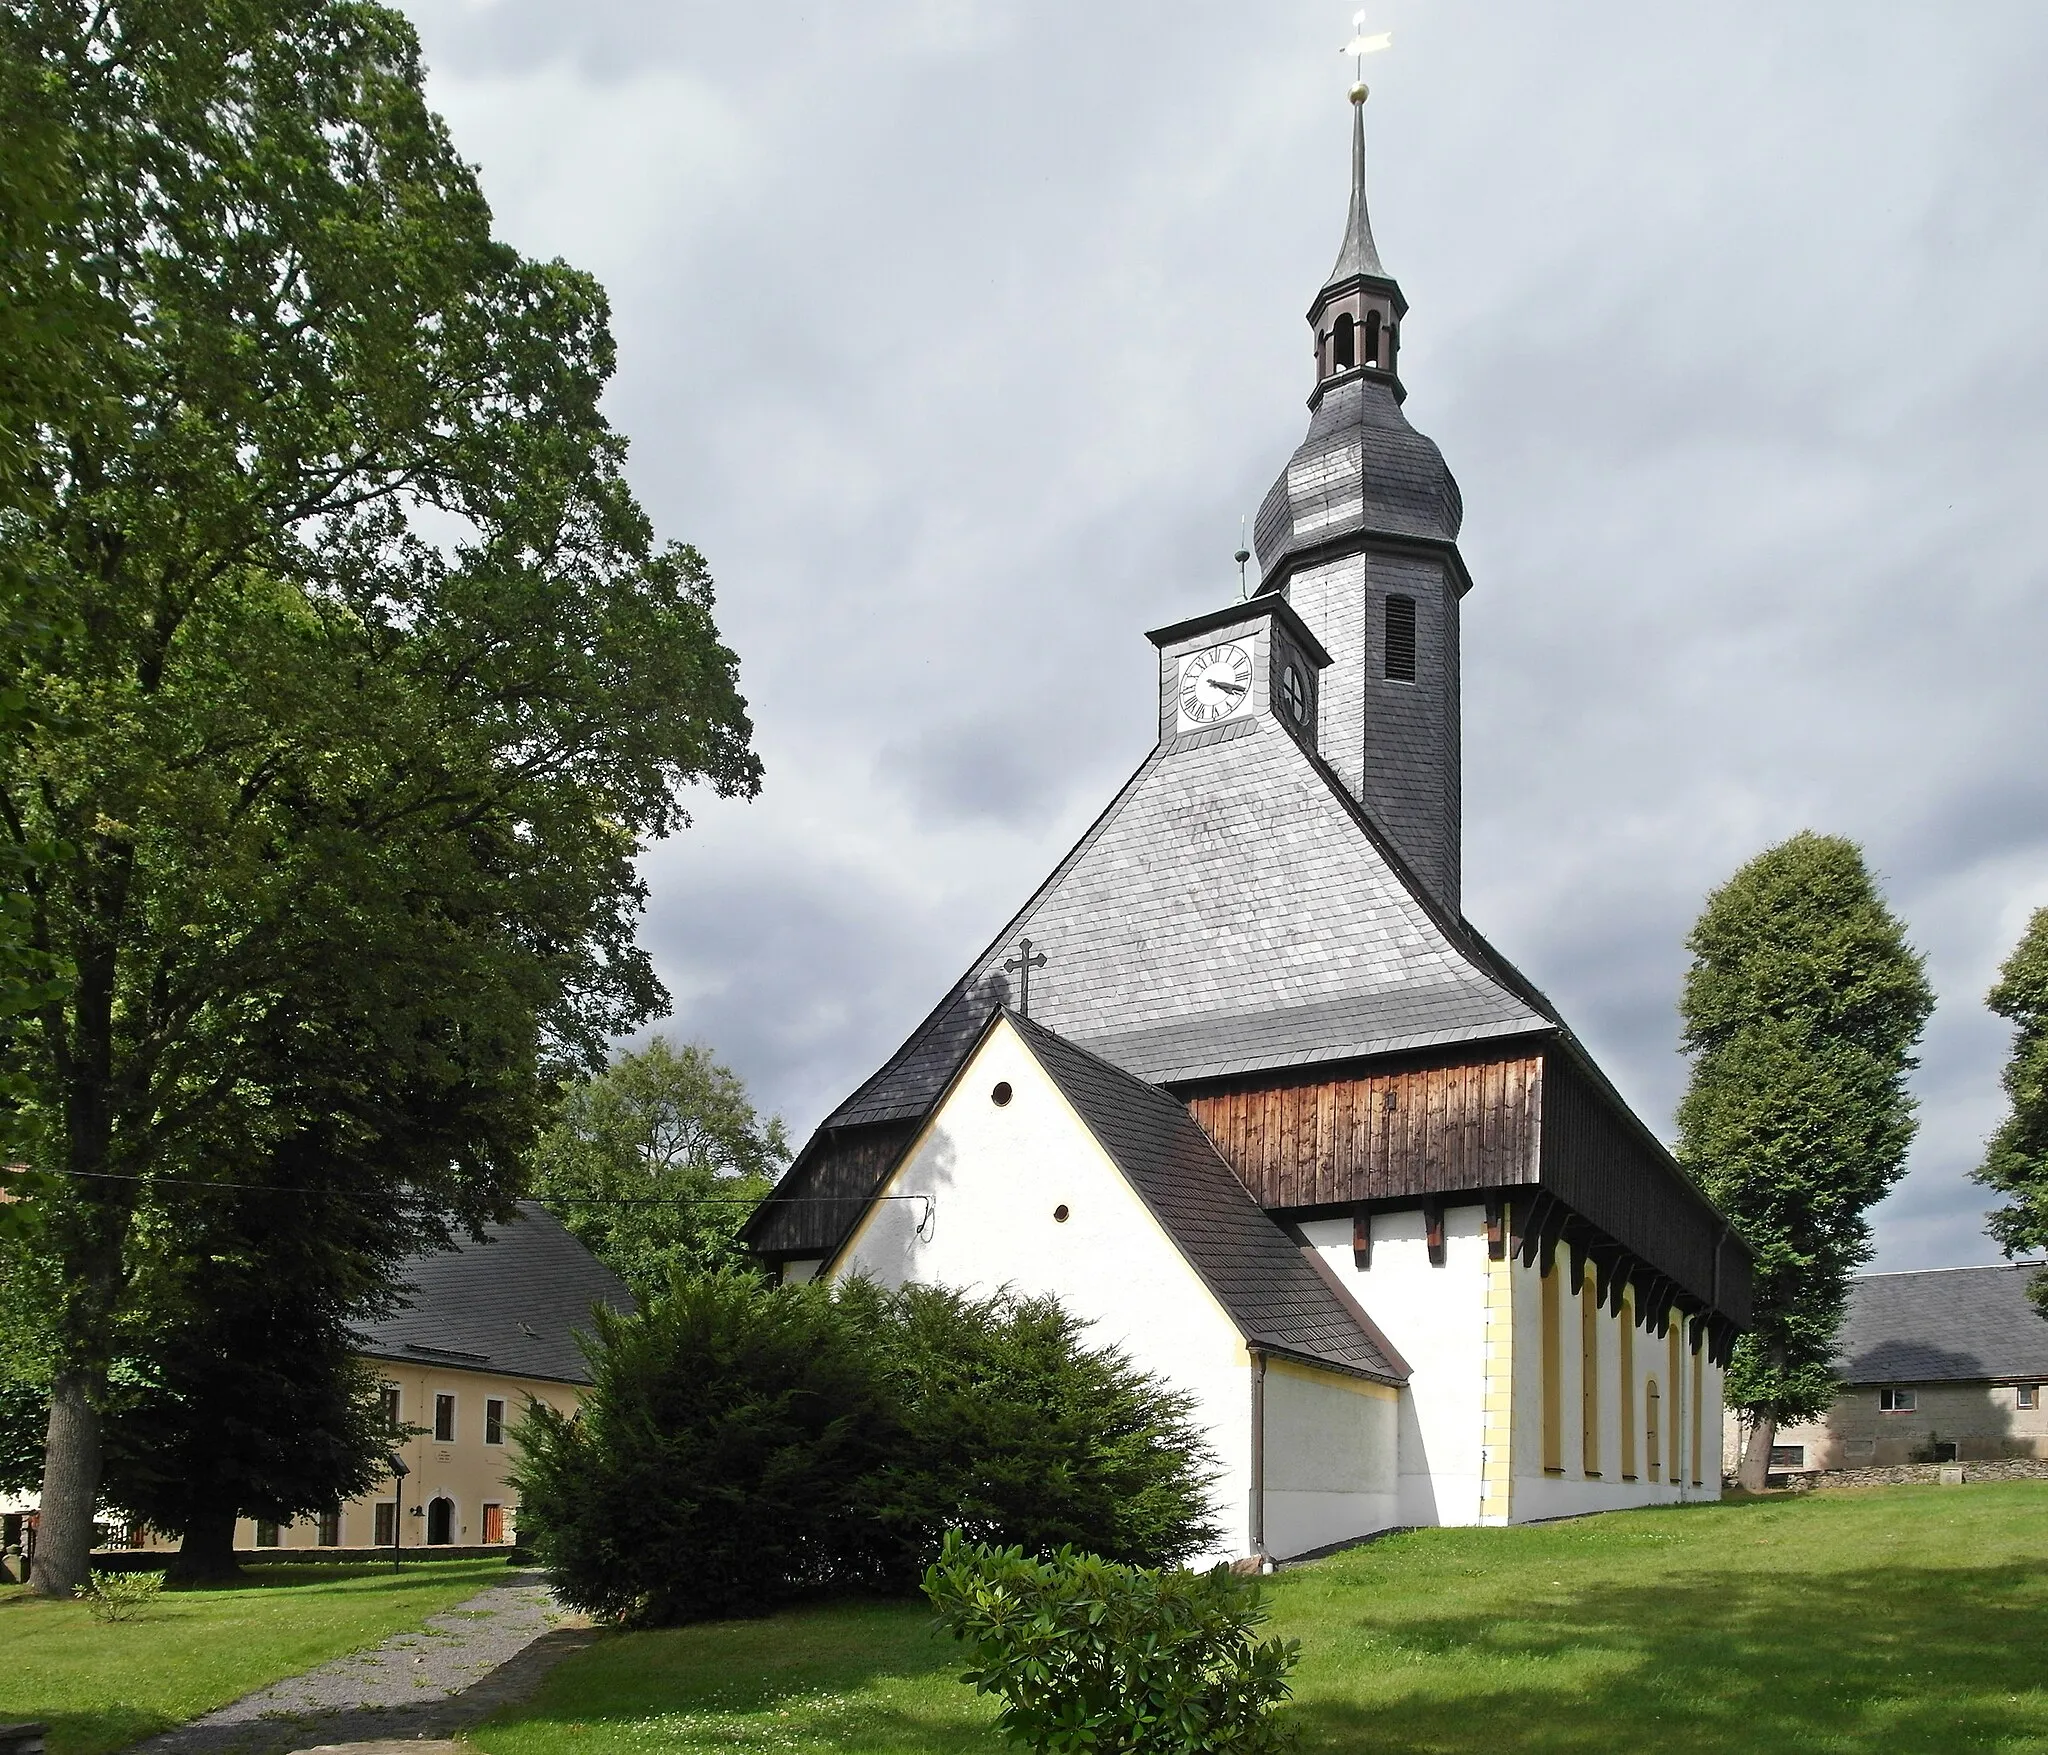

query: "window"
(317, 1508), (341, 1547)
(254, 1520), (280, 1549)
(1362, 309), (1382, 369)
(374, 1502), (397, 1547)
(482, 1503), (506, 1545)
(1580, 1264), (1601, 1478)
(1667, 1320), (1684, 1485)
(1880, 1386), (1917, 1413)
(379, 1383), (401, 1432)
(1619, 1296), (1637, 1481)
(2019, 1385), (2039, 1410)
(1539, 1253), (1563, 1474)
(485, 1398), (506, 1446)
(434, 1393), (456, 1443)
(1769, 1445), (1805, 1469)
(1280, 663), (1308, 727)
(1933, 1440), (1959, 1463)
(1332, 311), (1355, 371)
(1383, 595), (1417, 683)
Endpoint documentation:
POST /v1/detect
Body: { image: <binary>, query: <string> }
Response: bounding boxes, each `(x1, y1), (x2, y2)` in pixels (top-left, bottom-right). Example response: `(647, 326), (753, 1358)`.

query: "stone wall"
(1798, 1457), (2048, 1491)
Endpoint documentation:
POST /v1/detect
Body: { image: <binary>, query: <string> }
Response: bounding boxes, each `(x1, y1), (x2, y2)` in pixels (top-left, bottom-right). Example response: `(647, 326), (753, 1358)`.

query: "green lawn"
(0, 1558), (510, 1755)
(469, 1483), (2048, 1755)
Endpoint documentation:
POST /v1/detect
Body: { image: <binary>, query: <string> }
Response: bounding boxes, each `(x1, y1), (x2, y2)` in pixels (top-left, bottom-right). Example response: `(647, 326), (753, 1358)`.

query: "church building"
(743, 82), (1754, 1564)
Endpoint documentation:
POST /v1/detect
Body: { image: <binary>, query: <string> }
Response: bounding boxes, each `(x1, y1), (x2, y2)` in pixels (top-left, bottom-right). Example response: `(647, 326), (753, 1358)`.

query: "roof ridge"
(1857, 1261), (2044, 1279)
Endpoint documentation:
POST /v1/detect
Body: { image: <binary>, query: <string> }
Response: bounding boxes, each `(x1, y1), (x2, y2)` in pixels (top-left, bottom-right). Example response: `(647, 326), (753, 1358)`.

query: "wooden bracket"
(1484, 1197), (1506, 1261)
(1424, 1199), (1446, 1267)
(1352, 1207), (1372, 1271)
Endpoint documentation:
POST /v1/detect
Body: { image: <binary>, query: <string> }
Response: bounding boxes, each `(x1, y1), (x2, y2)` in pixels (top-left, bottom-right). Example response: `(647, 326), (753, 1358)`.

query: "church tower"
(1255, 85), (1466, 916)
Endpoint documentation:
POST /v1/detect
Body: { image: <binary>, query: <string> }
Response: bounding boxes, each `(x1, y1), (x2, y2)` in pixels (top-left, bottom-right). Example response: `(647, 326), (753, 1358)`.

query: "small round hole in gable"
(991, 1081), (1013, 1107)
(1053, 1204), (1070, 1223)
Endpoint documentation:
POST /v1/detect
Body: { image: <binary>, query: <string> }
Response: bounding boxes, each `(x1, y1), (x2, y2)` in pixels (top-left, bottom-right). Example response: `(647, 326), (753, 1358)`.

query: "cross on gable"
(1003, 937), (1048, 1018)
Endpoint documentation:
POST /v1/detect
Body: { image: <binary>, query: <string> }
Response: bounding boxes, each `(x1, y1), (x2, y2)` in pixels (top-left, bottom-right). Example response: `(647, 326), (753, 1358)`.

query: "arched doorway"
(427, 1497), (455, 1545)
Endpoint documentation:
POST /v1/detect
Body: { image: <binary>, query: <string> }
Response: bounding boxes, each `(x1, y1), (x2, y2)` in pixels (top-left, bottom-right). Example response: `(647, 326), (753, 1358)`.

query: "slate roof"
(1009, 1012), (1408, 1385)
(1836, 1264), (2048, 1385)
(819, 718), (1550, 1134)
(354, 1202), (634, 1386)
(1253, 377), (1464, 584)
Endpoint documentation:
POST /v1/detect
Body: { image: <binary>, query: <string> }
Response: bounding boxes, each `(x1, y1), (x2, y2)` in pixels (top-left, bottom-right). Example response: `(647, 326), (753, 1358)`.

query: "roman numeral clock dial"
(1178, 642), (1255, 728)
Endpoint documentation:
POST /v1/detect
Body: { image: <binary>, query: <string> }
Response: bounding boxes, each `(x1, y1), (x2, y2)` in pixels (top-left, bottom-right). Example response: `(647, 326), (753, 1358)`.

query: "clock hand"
(1208, 679), (1247, 698)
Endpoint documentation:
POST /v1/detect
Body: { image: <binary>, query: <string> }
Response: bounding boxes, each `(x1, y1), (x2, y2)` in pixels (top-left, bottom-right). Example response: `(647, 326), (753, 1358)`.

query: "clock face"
(1178, 643), (1255, 726)
(1280, 662), (1309, 727)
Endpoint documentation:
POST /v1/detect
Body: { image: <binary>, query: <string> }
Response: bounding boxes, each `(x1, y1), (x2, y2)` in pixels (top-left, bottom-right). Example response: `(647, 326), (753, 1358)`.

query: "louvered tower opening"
(1383, 593), (1417, 683)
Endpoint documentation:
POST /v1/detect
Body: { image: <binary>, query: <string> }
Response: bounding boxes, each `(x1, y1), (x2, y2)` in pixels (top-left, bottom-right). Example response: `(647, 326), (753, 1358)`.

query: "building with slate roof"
(108, 1203), (632, 1562)
(1739, 1265), (2048, 1475)
(746, 78), (1754, 1557)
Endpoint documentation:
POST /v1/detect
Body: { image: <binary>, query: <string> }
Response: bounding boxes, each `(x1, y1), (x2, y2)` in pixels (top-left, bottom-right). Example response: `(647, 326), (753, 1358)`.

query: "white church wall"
(1509, 1254), (1725, 1522)
(825, 1020), (1257, 1564)
(1261, 1358), (1400, 1560)
(1298, 1203), (1492, 1527)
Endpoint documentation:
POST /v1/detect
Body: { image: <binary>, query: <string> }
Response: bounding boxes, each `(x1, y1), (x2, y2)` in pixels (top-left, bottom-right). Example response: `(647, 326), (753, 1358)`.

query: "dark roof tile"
(1012, 1013), (1407, 1385)
(354, 1202), (633, 1386)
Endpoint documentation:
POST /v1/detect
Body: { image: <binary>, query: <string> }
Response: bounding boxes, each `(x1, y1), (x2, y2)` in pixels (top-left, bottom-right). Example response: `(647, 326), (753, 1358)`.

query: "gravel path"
(124, 1571), (595, 1755)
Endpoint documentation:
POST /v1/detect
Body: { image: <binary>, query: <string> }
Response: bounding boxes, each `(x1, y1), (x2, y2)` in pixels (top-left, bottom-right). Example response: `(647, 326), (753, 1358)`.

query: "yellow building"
(132, 1202), (630, 1558)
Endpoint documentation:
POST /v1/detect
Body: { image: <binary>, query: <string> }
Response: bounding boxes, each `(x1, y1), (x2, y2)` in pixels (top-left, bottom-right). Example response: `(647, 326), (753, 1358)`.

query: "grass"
(0, 1557), (510, 1755)
(469, 1482), (2048, 1755)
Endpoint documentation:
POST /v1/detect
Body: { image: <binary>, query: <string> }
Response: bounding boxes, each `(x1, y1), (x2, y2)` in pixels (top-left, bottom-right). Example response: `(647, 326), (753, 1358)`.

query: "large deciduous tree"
(0, 0), (760, 1593)
(1976, 908), (2048, 1314)
(1676, 832), (1932, 1491)
(529, 1037), (786, 1299)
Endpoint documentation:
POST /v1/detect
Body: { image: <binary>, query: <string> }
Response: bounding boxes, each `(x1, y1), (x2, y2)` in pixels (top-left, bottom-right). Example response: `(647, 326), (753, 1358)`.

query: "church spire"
(1305, 73), (1406, 400)
(1326, 83), (1386, 286)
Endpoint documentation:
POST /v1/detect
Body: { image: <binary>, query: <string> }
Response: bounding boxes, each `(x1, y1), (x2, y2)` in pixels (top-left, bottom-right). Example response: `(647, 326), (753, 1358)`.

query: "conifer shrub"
(924, 1532), (1299, 1755)
(514, 1271), (1221, 1624)
(852, 1281), (1219, 1572)
(511, 1270), (897, 1625)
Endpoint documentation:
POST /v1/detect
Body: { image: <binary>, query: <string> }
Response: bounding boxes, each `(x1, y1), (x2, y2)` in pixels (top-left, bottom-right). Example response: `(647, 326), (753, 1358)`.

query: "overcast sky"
(401, 0), (2048, 1273)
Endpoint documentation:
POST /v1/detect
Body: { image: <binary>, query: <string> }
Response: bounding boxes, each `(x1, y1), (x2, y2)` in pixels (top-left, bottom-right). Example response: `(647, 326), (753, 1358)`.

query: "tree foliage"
(848, 1282), (1220, 1572)
(530, 1037), (786, 1299)
(925, 1534), (1299, 1755)
(0, 0), (759, 1592)
(512, 1272), (1220, 1627)
(1976, 908), (2048, 1316)
(1676, 832), (1932, 1479)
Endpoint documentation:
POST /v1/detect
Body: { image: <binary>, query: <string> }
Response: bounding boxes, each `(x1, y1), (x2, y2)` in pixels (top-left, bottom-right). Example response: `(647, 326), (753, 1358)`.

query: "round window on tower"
(1280, 663), (1308, 727)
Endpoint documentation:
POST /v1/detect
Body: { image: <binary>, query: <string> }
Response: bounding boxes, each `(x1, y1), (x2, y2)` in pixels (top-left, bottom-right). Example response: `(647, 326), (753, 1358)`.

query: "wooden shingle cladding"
(1183, 1044), (1542, 1207)
(745, 1120), (917, 1259)
(1177, 1036), (1751, 1346)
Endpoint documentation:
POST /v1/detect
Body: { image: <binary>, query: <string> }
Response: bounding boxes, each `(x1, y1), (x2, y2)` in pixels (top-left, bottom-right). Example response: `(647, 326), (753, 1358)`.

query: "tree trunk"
(1737, 1409), (1778, 1492)
(29, 1371), (102, 1597)
(170, 1505), (242, 1584)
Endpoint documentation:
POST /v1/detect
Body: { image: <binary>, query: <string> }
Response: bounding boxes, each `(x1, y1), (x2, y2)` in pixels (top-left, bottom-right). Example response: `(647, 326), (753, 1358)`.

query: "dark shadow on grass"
(1285, 1553), (2048, 1753)
(477, 1599), (989, 1755)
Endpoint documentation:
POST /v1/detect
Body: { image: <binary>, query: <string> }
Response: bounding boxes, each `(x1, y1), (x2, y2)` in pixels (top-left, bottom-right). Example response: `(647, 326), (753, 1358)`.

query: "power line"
(0, 1165), (923, 1210)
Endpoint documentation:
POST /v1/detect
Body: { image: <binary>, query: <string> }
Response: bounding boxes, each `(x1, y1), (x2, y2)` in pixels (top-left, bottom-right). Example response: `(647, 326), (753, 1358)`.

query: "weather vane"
(1341, 10), (1392, 102)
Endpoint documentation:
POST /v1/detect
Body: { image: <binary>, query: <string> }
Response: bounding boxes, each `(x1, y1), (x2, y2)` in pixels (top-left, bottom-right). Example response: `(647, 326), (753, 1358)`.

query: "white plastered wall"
(1298, 1203), (1491, 1527)
(1261, 1358), (1399, 1557)
(827, 1020), (1258, 1564)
